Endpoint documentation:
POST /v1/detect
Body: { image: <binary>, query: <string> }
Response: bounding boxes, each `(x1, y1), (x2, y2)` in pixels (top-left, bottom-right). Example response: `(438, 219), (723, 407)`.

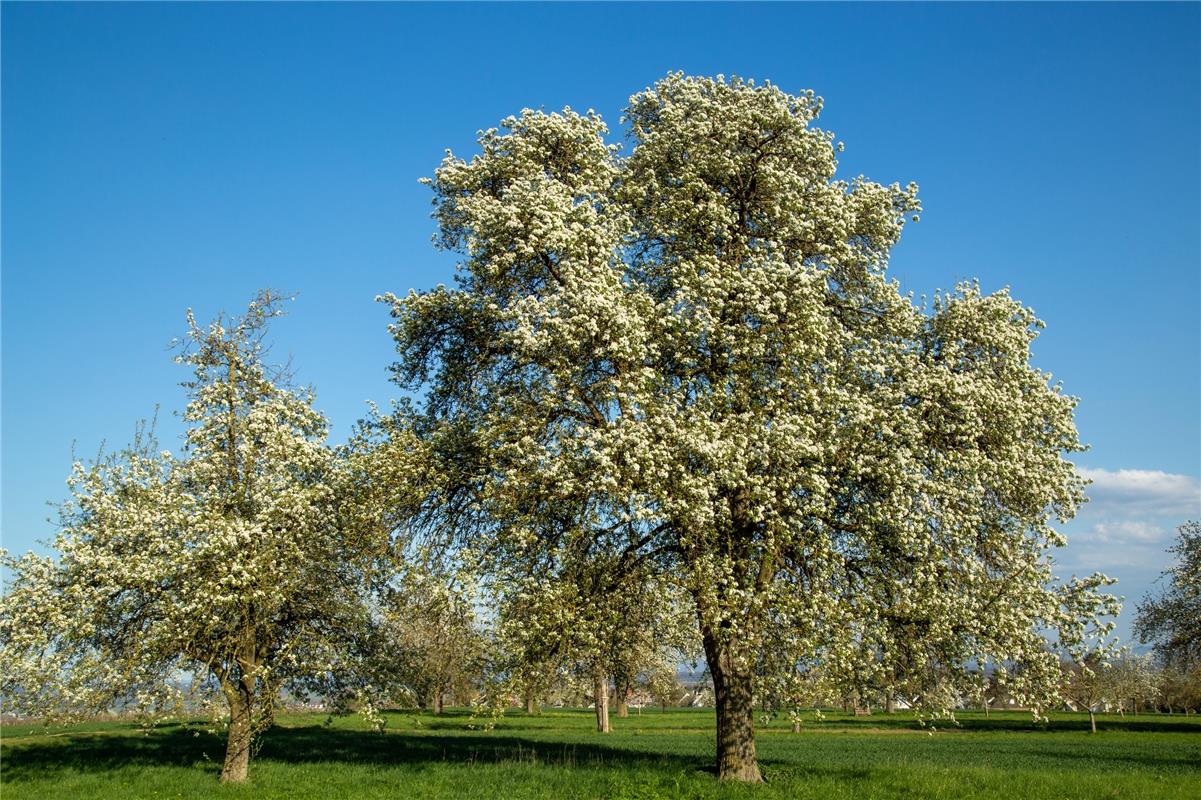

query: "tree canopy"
(380, 73), (1116, 781)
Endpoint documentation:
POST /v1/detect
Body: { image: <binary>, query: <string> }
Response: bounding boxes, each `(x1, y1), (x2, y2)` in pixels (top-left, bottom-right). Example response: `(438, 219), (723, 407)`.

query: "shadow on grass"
(4, 711), (1198, 784)
(0, 724), (708, 783)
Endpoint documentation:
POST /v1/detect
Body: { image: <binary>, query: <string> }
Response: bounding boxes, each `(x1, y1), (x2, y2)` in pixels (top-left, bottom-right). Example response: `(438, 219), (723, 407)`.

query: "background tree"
(494, 554), (691, 732)
(1136, 521), (1200, 671)
(0, 293), (389, 783)
(494, 589), (564, 716)
(1157, 665), (1201, 714)
(382, 73), (1116, 781)
(609, 589), (697, 718)
(1104, 653), (1161, 716)
(645, 662), (688, 712)
(757, 659), (837, 732)
(368, 565), (488, 714)
(1059, 653), (1111, 733)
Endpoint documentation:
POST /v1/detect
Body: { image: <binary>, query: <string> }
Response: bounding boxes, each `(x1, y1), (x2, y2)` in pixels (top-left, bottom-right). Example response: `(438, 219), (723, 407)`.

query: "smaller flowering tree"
(1051, 574), (1123, 733)
(1060, 654), (1110, 733)
(0, 293), (390, 783)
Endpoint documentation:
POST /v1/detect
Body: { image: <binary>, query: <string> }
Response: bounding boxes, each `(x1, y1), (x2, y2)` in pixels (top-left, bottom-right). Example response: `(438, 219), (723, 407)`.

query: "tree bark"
(886, 695), (895, 714)
(702, 627), (762, 782)
(525, 689), (539, 715)
(431, 689), (444, 715)
(615, 677), (629, 718)
(1088, 708), (1097, 734)
(260, 679), (278, 730)
(220, 682), (254, 783)
(594, 670), (611, 733)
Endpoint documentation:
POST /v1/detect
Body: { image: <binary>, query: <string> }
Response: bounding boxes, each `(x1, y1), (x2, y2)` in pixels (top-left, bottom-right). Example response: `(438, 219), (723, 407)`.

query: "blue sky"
(3, 2), (1199, 642)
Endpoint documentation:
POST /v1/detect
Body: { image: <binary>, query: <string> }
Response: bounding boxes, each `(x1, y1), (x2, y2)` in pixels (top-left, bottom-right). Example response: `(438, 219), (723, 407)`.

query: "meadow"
(2, 708), (1198, 799)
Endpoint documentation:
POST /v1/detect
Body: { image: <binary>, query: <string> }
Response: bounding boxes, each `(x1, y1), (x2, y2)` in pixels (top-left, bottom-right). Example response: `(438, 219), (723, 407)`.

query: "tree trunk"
(525, 689), (539, 716)
(431, 689), (444, 715)
(886, 695), (895, 714)
(220, 683), (254, 783)
(1088, 708), (1096, 734)
(594, 670), (610, 733)
(702, 627), (762, 782)
(616, 677), (629, 718)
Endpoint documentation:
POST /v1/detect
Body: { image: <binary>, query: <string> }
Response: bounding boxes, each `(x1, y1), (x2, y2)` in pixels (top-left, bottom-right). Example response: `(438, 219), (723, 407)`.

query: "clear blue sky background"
(3, 2), (1199, 642)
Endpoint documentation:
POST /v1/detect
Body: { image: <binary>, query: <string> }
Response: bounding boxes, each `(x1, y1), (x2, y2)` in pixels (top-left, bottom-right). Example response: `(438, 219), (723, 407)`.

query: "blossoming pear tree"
(0, 292), (390, 783)
(382, 73), (1116, 781)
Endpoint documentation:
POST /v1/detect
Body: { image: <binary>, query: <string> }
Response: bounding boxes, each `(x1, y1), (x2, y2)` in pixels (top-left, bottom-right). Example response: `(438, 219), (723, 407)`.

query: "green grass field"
(2, 708), (1198, 799)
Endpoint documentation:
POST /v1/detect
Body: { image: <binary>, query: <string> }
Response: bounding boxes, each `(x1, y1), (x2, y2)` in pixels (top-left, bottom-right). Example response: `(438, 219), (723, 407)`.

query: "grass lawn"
(2, 708), (1198, 799)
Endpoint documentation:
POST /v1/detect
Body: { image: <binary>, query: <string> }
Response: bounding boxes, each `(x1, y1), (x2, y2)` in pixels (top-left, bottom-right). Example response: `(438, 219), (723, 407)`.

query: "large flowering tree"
(383, 74), (1115, 781)
(0, 293), (389, 783)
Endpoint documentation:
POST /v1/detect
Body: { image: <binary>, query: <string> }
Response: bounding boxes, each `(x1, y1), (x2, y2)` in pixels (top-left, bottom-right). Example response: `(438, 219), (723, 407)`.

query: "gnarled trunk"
(220, 682), (254, 783)
(702, 626), (761, 782)
(593, 669), (610, 733)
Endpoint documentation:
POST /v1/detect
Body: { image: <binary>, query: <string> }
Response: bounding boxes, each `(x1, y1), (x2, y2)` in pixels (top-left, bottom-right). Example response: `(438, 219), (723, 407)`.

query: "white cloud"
(1054, 467), (1198, 640)
(1078, 467), (1201, 517)
(1078, 520), (1166, 546)
(1061, 520), (1171, 573)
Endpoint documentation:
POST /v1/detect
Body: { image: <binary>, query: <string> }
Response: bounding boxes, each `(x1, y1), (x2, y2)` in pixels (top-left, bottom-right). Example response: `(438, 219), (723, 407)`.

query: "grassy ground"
(2, 708), (1198, 799)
